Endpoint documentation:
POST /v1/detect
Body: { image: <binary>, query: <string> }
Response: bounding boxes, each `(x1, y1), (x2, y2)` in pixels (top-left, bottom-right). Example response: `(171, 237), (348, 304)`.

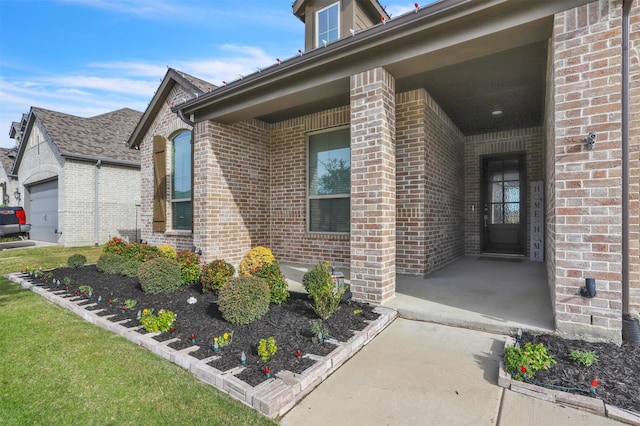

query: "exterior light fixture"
(14, 189), (20, 202)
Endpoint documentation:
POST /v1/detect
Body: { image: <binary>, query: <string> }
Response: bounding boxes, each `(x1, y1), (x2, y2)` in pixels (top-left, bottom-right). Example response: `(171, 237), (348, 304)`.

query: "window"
(171, 131), (192, 230)
(316, 2), (339, 47)
(487, 157), (521, 225)
(308, 127), (350, 233)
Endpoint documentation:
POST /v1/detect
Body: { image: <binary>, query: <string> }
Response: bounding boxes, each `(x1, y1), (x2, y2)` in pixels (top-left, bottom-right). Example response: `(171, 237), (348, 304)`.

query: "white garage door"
(28, 179), (59, 243)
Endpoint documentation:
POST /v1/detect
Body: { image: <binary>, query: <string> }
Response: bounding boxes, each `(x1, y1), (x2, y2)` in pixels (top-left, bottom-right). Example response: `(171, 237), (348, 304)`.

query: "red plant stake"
(296, 349), (302, 359)
(520, 365), (527, 379)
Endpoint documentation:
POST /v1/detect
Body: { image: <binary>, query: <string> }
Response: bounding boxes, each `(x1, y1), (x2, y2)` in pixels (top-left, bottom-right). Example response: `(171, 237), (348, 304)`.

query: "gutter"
(61, 153), (140, 169)
(621, 0), (639, 345)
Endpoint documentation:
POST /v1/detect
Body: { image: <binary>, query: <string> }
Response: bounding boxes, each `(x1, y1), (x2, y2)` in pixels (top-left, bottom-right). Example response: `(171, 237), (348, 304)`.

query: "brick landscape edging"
(7, 272), (398, 419)
(499, 337), (640, 425)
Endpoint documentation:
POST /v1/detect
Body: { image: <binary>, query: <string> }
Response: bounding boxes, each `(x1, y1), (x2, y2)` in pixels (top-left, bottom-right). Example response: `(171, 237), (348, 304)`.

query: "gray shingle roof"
(32, 107), (143, 164)
(0, 148), (16, 176)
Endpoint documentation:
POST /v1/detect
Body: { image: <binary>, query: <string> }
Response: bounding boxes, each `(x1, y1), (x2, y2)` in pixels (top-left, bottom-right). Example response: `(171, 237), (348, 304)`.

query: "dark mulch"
(26, 266), (379, 387)
(518, 331), (639, 413)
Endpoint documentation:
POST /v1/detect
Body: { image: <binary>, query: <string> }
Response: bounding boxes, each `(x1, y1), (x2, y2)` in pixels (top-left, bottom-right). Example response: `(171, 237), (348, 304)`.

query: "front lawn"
(0, 246), (275, 425)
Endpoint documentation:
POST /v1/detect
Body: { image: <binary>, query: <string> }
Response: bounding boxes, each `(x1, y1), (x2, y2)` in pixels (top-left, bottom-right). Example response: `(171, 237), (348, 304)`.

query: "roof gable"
(127, 68), (214, 149)
(12, 106), (142, 174)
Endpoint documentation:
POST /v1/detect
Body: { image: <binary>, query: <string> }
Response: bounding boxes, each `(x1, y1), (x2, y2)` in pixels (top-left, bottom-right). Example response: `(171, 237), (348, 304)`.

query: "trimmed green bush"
(67, 254), (87, 268)
(96, 253), (124, 275)
(121, 260), (142, 277)
(200, 259), (235, 293)
(253, 261), (289, 304)
(303, 261), (346, 320)
(137, 257), (182, 294)
(217, 276), (271, 325)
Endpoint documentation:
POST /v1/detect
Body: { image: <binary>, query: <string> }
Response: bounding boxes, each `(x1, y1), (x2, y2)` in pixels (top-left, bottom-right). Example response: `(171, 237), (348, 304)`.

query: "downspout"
(95, 160), (101, 246)
(621, 0), (640, 345)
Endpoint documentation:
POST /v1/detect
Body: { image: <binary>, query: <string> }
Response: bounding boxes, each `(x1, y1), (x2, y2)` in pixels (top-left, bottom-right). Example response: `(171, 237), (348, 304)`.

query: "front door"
(481, 154), (525, 255)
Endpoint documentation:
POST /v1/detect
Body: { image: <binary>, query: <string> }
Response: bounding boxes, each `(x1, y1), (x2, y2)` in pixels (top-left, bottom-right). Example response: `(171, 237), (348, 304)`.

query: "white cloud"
(0, 43), (285, 148)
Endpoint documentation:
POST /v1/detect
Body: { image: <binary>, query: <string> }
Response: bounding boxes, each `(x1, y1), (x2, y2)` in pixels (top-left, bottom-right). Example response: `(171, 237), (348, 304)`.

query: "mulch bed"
(518, 331), (639, 413)
(27, 265), (379, 387)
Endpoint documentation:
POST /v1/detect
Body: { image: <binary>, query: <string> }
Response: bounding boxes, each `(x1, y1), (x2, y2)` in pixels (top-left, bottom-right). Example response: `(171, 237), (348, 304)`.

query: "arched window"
(171, 131), (192, 230)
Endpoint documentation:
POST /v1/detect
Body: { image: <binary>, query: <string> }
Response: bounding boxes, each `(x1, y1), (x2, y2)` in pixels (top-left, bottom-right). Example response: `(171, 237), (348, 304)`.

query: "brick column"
(552, 1), (623, 342)
(350, 67), (396, 303)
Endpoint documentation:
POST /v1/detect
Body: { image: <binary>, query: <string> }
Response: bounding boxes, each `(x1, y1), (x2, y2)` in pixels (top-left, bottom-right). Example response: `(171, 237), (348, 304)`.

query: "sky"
(0, 0), (423, 149)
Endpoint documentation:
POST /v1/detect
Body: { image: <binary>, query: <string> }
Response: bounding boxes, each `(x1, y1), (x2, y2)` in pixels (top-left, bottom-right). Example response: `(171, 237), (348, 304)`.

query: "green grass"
(0, 246), (276, 425)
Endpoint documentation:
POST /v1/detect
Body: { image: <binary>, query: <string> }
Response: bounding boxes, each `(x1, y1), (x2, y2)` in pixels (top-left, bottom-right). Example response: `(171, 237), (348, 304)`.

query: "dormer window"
(316, 2), (339, 47)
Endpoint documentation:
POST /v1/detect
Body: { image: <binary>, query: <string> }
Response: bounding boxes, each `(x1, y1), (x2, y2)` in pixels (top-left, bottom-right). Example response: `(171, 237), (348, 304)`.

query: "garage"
(27, 179), (59, 243)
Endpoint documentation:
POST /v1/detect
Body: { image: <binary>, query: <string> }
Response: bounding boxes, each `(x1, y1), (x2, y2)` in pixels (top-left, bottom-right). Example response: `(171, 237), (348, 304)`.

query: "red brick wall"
(193, 119), (270, 267)
(269, 107), (351, 267)
(396, 90), (427, 275)
(552, 0), (626, 340)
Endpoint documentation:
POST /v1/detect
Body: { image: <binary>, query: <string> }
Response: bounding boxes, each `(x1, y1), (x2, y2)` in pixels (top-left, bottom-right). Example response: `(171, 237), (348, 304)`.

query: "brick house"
(10, 107), (142, 246)
(129, 0), (639, 342)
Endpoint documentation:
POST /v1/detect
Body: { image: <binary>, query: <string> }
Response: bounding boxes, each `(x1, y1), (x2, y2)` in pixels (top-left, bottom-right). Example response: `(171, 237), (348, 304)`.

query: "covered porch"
(281, 256), (554, 334)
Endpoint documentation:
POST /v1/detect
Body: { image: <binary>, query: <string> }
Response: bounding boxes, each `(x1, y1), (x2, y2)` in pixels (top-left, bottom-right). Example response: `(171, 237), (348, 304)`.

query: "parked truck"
(0, 207), (31, 238)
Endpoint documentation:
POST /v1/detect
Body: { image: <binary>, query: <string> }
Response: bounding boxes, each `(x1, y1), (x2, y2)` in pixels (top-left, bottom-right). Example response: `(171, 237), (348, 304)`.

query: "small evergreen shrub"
(200, 259), (235, 293)
(304, 261), (346, 320)
(137, 257), (182, 294)
(217, 276), (271, 325)
(157, 244), (177, 259)
(96, 253), (124, 275)
(176, 250), (201, 285)
(253, 261), (289, 304)
(121, 260), (142, 277)
(238, 246), (275, 276)
(67, 254), (87, 268)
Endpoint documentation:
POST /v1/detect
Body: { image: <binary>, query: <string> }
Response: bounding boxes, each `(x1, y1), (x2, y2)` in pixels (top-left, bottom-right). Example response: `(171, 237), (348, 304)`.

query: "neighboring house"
(129, 0), (639, 342)
(10, 107), (143, 246)
(0, 145), (19, 206)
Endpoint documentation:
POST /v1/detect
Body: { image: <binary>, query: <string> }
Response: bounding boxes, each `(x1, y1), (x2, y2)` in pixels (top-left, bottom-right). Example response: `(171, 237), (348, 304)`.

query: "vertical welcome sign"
(530, 181), (544, 262)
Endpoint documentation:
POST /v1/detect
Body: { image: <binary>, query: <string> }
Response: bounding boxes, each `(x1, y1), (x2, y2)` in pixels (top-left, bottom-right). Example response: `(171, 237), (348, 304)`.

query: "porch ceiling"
(256, 38), (549, 136)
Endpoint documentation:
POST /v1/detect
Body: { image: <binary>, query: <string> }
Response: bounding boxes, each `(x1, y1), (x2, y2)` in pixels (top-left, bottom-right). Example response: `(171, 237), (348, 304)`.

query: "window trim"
(170, 130), (193, 231)
(306, 125), (351, 235)
(315, 1), (340, 48)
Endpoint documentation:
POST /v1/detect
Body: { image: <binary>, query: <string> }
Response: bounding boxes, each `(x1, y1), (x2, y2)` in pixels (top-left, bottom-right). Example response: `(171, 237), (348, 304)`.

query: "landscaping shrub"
(103, 236), (128, 256)
(253, 261), (289, 304)
(120, 259), (142, 277)
(304, 261), (346, 320)
(157, 244), (177, 259)
(122, 243), (161, 262)
(67, 254), (87, 268)
(238, 246), (275, 276)
(96, 253), (124, 275)
(200, 259), (235, 293)
(217, 276), (271, 325)
(137, 257), (182, 294)
(102, 237), (162, 263)
(176, 250), (201, 285)
(504, 342), (556, 381)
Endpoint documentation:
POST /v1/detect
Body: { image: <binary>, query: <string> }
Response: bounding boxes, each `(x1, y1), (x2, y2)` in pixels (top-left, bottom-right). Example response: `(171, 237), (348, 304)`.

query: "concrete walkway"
(280, 319), (622, 425)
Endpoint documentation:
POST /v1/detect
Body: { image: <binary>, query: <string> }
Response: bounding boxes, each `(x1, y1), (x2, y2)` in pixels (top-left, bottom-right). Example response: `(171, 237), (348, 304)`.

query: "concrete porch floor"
(281, 256), (555, 335)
